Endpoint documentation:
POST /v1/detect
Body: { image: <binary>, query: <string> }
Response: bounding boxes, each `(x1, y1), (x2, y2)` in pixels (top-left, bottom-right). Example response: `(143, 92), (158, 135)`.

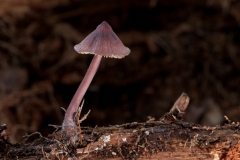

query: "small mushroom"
(62, 21), (130, 129)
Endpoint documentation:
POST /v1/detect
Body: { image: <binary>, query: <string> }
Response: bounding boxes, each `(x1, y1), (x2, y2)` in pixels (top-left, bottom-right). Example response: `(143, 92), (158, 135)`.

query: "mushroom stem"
(62, 55), (102, 128)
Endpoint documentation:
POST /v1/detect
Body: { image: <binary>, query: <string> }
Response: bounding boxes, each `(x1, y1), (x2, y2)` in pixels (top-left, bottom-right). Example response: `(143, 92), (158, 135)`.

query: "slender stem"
(62, 55), (102, 128)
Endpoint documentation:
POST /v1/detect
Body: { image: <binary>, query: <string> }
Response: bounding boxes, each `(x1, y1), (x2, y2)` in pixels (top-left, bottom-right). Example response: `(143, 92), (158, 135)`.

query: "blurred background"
(0, 0), (240, 143)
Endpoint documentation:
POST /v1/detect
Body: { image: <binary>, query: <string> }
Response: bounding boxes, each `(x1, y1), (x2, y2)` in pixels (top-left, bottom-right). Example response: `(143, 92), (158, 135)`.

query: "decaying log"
(1, 93), (240, 160)
(1, 119), (240, 159)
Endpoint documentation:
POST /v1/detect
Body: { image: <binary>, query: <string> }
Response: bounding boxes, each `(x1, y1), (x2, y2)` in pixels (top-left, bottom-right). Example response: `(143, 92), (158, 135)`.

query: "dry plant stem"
(74, 100), (91, 144)
(169, 92), (189, 113)
(62, 55), (102, 128)
(160, 92), (189, 121)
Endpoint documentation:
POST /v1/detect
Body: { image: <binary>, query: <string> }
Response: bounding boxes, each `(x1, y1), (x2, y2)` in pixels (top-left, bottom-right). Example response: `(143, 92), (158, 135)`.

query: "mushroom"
(62, 21), (130, 129)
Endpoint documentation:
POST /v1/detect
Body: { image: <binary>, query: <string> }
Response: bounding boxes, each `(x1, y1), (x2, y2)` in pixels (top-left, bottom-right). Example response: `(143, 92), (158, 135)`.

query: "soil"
(0, 0), (240, 150)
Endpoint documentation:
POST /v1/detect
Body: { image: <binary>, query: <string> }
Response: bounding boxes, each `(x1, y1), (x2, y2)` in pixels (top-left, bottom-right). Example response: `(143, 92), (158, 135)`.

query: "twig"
(74, 99), (91, 144)
(48, 124), (62, 134)
(61, 107), (66, 112)
(169, 92), (189, 113)
(22, 132), (51, 144)
(224, 115), (231, 123)
(160, 92), (190, 121)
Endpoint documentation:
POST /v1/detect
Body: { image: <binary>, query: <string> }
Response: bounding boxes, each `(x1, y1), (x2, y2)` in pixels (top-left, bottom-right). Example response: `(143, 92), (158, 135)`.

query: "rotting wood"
(1, 93), (240, 160)
(1, 120), (240, 159)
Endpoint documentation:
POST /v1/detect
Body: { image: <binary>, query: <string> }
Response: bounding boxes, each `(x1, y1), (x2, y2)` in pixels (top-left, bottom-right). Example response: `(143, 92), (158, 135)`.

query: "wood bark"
(1, 93), (240, 160)
(1, 120), (240, 159)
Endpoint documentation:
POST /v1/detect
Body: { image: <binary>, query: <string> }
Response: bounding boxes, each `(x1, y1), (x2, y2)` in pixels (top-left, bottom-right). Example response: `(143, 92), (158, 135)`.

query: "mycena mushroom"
(62, 21), (130, 130)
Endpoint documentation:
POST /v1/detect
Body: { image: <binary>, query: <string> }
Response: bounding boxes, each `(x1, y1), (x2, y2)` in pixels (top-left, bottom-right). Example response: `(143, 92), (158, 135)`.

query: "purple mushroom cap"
(74, 21), (130, 58)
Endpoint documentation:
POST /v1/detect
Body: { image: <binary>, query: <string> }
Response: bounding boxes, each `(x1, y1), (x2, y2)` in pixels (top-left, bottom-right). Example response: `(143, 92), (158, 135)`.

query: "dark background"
(0, 0), (240, 143)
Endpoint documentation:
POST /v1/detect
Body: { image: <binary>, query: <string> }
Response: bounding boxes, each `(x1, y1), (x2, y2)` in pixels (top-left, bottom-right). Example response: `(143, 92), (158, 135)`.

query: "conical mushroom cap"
(74, 21), (130, 58)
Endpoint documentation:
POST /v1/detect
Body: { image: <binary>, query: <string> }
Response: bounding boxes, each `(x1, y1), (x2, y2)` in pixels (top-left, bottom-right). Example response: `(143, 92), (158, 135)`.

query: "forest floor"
(0, 0), (240, 159)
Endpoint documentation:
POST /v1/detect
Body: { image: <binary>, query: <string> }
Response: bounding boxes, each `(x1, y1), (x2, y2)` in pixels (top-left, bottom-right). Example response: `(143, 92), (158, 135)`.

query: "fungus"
(62, 21), (130, 131)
